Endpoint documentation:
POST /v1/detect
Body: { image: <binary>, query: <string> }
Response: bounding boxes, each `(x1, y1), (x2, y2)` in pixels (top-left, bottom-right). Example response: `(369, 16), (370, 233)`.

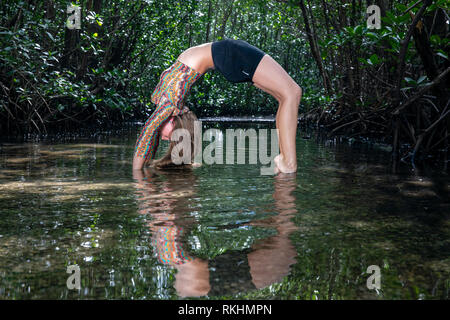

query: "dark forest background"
(0, 0), (449, 164)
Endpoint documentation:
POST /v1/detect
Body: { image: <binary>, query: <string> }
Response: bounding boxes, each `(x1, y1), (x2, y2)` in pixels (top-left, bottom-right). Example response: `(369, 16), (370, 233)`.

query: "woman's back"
(177, 42), (214, 75)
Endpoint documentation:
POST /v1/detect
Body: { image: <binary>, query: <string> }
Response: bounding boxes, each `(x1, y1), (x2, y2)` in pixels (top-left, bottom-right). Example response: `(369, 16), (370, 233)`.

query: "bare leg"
(252, 55), (302, 173)
(275, 102), (284, 159)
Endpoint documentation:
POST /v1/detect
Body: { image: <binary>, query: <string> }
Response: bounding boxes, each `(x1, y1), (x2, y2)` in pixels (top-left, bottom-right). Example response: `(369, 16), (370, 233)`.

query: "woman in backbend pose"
(132, 38), (302, 174)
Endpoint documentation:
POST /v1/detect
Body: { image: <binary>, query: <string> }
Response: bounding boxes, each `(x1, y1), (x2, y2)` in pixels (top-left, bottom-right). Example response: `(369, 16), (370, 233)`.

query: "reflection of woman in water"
(133, 168), (298, 297)
(133, 168), (210, 297)
(248, 173), (298, 289)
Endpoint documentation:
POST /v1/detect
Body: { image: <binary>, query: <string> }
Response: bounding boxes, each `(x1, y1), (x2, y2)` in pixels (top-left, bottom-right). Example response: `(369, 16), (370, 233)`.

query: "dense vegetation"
(0, 0), (449, 165)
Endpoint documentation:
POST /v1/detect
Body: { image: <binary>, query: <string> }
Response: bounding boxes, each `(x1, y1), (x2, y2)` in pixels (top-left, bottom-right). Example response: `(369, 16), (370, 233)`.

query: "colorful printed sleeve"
(134, 104), (176, 163)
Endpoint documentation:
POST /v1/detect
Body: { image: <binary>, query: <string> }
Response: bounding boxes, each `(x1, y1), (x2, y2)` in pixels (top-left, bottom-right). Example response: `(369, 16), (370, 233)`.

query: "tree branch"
(394, 0), (432, 103)
(392, 66), (450, 115)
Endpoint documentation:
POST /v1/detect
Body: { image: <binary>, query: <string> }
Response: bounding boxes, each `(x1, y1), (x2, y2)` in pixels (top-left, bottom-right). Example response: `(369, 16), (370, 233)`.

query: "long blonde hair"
(152, 111), (199, 169)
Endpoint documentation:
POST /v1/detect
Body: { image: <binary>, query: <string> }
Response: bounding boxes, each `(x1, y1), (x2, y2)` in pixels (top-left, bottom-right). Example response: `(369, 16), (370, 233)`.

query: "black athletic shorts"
(211, 38), (266, 83)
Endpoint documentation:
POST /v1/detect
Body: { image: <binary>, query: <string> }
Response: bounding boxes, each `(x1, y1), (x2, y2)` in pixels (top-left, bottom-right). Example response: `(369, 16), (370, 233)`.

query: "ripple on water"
(0, 126), (449, 299)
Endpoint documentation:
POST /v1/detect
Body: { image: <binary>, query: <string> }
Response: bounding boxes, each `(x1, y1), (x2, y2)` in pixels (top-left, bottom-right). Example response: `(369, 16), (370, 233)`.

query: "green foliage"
(0, 0), (449, 134)
(0, 0), (199, 132)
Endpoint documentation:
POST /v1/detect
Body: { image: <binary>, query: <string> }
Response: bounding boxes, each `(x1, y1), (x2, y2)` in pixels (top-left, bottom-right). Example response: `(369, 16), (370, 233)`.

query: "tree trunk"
(218, 0), (234, 40)
(205, 0), (213, 42)
(412, 10), (449, 105)
(298, 0), (332, 95)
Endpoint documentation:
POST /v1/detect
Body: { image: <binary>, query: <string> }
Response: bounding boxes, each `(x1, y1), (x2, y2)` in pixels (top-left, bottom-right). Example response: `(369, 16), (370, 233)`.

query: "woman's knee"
(293, 83), (302, 103)
(280, 82), (302, 105)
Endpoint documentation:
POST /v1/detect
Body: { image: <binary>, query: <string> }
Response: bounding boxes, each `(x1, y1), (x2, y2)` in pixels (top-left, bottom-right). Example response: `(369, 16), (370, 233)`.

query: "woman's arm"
(133, 106), (175, 170)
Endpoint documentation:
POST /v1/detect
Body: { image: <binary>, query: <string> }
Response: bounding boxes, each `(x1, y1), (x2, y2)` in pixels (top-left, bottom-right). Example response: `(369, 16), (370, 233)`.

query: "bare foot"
(274, 154), (297, 174)
(274, 164), (280, 175)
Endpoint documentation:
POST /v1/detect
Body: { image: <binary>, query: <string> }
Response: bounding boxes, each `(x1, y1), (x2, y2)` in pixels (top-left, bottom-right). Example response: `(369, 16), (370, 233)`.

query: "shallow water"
(0, 122), (448, 299)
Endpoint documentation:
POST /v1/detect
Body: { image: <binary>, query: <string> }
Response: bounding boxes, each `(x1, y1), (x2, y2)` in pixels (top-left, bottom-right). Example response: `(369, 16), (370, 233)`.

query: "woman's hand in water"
(274, 154), (297, 174)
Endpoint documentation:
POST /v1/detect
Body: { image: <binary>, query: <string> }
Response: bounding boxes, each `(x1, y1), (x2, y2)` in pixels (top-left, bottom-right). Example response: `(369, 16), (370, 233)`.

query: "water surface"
(0, 122), (448, 299)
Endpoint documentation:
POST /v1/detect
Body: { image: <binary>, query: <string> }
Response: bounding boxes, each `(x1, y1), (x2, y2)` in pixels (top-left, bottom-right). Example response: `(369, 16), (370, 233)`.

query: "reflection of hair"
(152, 111), (199, 169)
(141, 170), (197, 266)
